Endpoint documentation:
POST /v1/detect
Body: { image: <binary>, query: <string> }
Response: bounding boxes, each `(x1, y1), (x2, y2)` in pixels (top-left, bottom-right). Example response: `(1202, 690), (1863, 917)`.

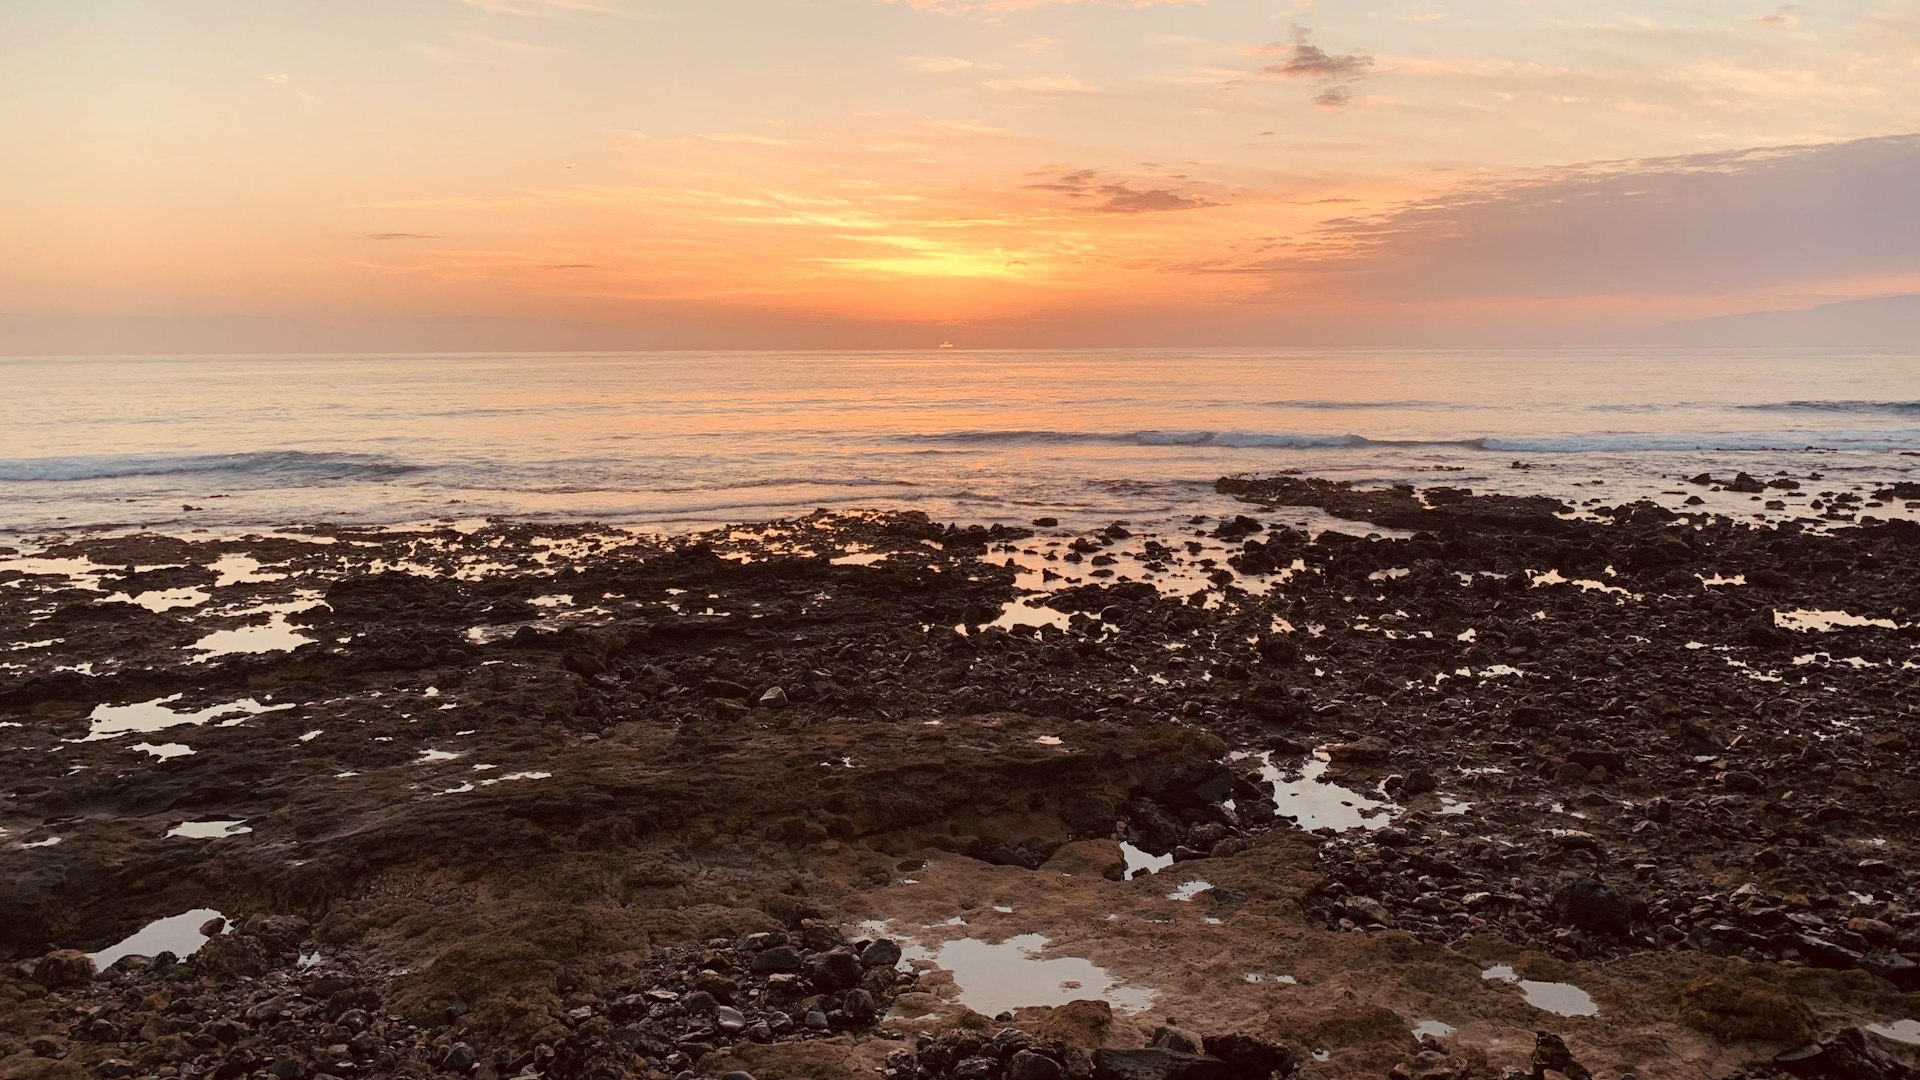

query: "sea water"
(3, 347), (1918, 535)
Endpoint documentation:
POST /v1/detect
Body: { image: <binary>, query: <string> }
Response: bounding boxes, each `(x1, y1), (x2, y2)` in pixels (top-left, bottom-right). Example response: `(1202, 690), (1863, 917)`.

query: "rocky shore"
(3, 469), (1919, 1079)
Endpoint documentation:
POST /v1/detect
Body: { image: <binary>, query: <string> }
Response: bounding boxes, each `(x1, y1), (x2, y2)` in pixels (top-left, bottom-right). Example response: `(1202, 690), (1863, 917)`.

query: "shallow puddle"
(1481, 964), (1597, 1016)
(0, 554), (104, 582)
(89, 909), (226, 968)
(1241, 750), (1394, 831)
(1121, 842), (1174, 878)
(130, 741), (193, 760)
(1167, 879), (1213, 902)
(831, 550), (892, 566)
(80, 695), (295, 741)
(189, 616), (315, 658)
(1868, 1019), (1920, 1045)
(1775, 609), (1901, 632)
(209, 554), (286, 587)
(166, 819), (251, 839)
(904, 932), (1155, 1015)
(439, 769), (553, 794)
(987, 599), (1073, 633)
(103, 587), (210, 612)
(1527, 569), (1634, 598)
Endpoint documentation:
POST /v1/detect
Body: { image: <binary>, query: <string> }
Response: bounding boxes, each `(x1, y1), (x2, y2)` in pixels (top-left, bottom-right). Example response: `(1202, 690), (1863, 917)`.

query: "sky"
(2, 0), (1917, 353)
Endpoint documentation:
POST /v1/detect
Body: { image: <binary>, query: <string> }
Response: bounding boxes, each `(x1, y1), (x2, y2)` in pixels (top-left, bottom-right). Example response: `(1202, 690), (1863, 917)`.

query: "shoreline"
(3, 471), (1920, 1079)
(7, 448), (1919, 545)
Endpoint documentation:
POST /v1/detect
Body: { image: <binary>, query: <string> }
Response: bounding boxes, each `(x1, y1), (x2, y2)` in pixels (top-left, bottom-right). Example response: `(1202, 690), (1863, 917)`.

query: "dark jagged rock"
(1551, 878), (1635, 937)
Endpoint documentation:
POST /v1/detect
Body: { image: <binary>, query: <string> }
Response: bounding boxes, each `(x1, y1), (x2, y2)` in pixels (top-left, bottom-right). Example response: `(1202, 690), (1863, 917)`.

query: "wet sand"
(2, 471), (1919, 1080)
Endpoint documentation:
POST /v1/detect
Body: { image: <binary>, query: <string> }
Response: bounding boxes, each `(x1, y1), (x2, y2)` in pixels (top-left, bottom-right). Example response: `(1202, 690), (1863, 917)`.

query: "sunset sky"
(3, 0), (1917, 353)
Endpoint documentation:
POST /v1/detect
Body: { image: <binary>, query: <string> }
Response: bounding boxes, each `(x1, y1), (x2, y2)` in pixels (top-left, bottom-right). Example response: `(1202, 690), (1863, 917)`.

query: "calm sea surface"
(4, 348), (1919, 535)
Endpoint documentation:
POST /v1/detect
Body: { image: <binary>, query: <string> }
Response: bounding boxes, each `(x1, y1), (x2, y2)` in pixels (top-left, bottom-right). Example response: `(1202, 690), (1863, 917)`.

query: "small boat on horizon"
(938, 340), (955, 349)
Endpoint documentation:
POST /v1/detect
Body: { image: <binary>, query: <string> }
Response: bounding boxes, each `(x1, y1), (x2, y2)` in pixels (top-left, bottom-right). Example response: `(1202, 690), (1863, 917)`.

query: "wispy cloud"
(699, 132), (799, 146)
(1247, 25), (1373, 108)
(1254, 25), (1370, 78)
(261, 72), (324, 107)
(907, 55), (977, 73)
(1025, 166), (1221, 213)
(365, 233), (438, 241)
(457, 0), (643, 16)
(888, 0), (1197, 13)
(984, 74), (1098, 93)
(1097, 186), (1220, 213)
(1210, 135), (1920, 302)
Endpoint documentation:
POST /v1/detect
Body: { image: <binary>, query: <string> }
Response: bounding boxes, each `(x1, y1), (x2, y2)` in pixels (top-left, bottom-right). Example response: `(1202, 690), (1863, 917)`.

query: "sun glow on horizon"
(2, 0), (1916, 352)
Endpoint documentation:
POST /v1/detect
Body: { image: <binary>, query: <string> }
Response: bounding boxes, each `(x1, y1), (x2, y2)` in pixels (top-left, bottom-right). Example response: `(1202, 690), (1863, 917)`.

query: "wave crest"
(0, 451), (423, 483)
(897, 430), (1489, 450)
(894, 429), (1920, 453)
(1736, 400), (1920, 414)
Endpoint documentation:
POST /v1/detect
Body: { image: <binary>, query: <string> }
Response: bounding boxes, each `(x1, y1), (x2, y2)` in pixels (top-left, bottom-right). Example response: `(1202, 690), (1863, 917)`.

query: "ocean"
(4, 347), (1919, 536)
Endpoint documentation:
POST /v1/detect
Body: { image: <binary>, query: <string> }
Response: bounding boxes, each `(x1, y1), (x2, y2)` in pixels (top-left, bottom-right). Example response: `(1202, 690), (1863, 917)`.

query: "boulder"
(859, 938), (903, 969)
(1774, 1028), (1912, 1079)
(1042, 840), (1128, 881)
(31, 950), (95, 989)
(1009, 1051), (1067, 1080)
(1551, 878), (1633, 936)
(749, 946), (803, 974)
(194, 934), (272, 978)
(1037, 1000), (1114, 1051)
(804, 947), (862, 991)
(1092, 1049), (1237, 1080)
(1146, 763), (1234, 808)
(1325, 738), (1390, 764)
(1202, 1033), (1296, 1077)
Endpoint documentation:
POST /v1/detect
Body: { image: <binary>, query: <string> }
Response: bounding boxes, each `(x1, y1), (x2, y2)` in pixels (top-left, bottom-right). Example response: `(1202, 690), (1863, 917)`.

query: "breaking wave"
(892, 429), (1920, 453)
(0, 451), (424, 483)
(896, 430), (1456, 449)
(1736, 400), (1920, 414)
